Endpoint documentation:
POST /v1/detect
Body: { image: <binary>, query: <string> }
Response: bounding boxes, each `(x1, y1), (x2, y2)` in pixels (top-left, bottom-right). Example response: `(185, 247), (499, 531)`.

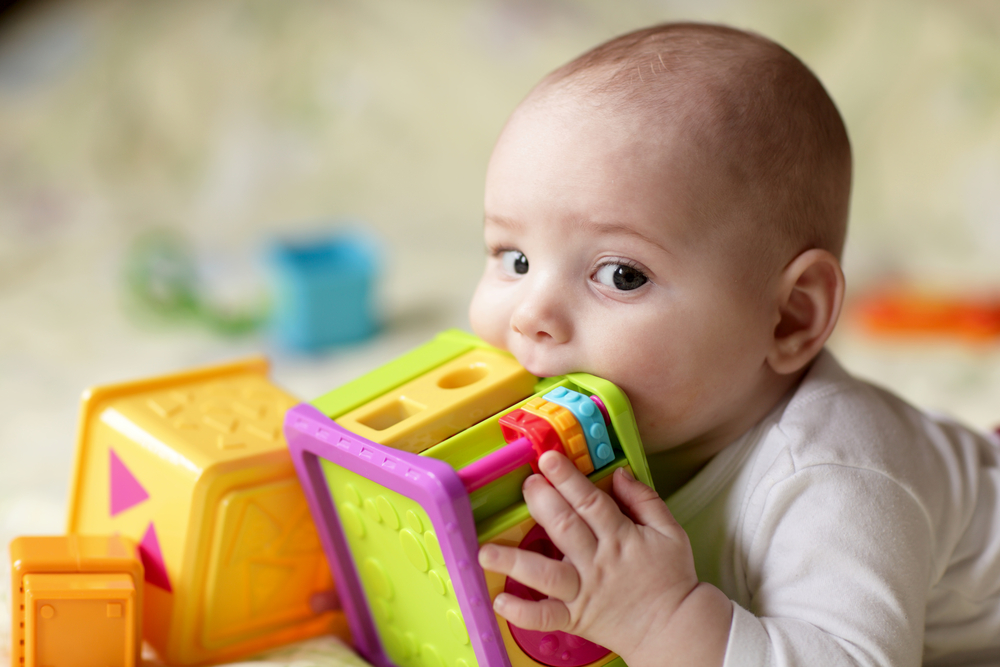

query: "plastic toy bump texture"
(285, 405), (507, 667)
(543, 388), (615, 470)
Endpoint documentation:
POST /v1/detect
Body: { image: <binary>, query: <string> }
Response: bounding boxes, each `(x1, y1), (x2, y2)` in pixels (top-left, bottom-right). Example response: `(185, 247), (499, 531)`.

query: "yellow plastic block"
(66, 358), (348, 666)
(9, 535), (143, 667)
(335, 348), (537, 453)
(521, 398), (593, 475)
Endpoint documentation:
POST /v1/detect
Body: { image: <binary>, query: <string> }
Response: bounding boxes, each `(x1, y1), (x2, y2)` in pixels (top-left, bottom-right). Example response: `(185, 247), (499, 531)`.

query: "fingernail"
(617, 466), (635, 481)
(479, 544), (498, 566)
(539, 450), (561, 472)
(493, 593), (507, 612)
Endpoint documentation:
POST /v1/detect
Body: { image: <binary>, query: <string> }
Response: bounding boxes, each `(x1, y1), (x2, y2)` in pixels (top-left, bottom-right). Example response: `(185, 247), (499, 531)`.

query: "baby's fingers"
(536, 451), (628, 540)
(612, 466), (681, 537)
(478, 543), (581, 602)
(493, 593), (571, 633)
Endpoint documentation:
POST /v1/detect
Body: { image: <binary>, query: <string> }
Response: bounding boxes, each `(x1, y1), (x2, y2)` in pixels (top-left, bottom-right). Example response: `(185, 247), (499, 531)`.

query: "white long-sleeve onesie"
(667, 351), (1000, 666)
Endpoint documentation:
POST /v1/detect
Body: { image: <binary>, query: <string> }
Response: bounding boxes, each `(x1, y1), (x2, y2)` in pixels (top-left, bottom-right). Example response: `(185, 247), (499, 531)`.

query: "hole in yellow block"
(436, 363), (489, 389)
(358, 397), (426, 431)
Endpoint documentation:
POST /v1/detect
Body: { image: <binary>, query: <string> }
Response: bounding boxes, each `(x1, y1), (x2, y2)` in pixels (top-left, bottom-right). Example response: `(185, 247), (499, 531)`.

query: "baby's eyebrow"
(588, 220), (673, 255)
(483, 214), (524, 231)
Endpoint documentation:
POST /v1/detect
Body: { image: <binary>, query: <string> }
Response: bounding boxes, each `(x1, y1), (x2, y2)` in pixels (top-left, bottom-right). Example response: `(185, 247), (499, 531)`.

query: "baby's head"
(469, 23), (851, 477)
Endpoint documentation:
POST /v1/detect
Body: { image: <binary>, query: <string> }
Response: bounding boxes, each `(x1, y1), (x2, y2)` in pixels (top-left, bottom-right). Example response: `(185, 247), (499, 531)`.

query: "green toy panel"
(312, 336), (471, 420)
(563, 374), (651, 488)
(311, 330), (503, 420)
(319, 459), (479, 667)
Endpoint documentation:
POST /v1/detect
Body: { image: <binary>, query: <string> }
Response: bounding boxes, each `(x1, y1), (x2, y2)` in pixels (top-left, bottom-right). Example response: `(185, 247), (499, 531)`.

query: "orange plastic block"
(66, 358), (347, 666)
(521, 397), (594, 475)
(335, 348), (537, 453)
(853, 288), (1000, 340)
(9, 535), (143, 667)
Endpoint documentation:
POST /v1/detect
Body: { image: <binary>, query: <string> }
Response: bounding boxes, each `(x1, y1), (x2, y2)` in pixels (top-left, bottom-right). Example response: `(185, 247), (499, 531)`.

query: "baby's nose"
(509, 286), (571, 344)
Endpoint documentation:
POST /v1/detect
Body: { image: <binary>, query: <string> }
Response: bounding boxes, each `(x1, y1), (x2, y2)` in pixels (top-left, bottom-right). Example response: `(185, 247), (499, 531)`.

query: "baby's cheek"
(468, 285), (509, 349)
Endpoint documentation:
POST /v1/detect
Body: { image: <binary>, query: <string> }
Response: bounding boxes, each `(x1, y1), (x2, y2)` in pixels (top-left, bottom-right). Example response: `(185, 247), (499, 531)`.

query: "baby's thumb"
(612, 466), (680, 535)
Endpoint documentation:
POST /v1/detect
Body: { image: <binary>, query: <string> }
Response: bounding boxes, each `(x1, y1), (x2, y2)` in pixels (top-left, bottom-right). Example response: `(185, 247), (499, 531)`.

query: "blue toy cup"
(267, 231), (379, 352)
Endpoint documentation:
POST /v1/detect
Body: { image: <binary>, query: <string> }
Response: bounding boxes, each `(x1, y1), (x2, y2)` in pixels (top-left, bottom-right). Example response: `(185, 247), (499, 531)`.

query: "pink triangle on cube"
(110, 449), (149, 517)
(139, 522), (172, 592)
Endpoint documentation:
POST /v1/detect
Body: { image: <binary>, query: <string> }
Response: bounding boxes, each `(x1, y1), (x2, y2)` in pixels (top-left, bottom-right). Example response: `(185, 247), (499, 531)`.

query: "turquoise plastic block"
(544, 387), (616, 470)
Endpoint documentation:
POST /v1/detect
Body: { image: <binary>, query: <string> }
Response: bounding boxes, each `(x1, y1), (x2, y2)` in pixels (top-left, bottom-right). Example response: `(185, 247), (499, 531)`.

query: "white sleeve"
(722, 464), (933, 667)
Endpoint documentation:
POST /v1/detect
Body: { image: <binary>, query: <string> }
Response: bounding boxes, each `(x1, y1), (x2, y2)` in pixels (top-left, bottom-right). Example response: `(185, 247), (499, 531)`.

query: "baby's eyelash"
(598, 258), (644, 273)
(593, 258), (651, 292)
(487, 244), (519, 257)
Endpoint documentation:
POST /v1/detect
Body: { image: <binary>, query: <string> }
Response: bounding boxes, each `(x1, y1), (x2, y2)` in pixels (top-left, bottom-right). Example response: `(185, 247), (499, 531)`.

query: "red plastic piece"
(498, 409), (566, 472)
(505, 523), (610, 667)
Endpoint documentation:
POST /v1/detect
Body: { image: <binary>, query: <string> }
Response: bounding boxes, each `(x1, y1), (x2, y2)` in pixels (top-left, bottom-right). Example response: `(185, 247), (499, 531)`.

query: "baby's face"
(469, 93), (781, 461)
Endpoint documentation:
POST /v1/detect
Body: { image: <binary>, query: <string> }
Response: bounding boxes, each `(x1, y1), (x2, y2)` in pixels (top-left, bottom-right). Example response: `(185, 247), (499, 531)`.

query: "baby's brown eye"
(500, 250), (529, 276)
(595, 263), (648, 291)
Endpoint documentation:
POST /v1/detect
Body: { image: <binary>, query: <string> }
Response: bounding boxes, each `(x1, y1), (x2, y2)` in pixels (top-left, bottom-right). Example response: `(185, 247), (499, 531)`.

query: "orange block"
(9, 535), (143, 667)
(521, 397), (594, 474)
(853, 288), (1000, 341)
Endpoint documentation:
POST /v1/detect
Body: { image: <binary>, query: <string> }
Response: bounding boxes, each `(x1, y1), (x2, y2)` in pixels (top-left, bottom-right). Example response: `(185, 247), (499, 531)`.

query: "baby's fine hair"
(536, 23), (852, 268)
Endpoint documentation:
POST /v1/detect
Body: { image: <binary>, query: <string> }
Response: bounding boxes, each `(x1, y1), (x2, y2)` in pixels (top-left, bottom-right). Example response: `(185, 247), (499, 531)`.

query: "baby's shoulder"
(759, 350), (994, 492)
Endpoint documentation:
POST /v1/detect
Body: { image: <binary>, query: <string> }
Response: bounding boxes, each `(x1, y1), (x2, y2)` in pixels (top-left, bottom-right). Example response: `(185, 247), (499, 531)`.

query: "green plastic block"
(311, 329), (516, 421)
(320, 459), (479, 667)
(475, 455), (629, 544)
(311, 331), (475, 419)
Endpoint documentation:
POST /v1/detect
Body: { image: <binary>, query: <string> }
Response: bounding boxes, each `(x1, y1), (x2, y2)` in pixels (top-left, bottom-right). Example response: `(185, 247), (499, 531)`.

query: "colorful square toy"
(286, 330), (652, 667)
(65, 357), (348, 665)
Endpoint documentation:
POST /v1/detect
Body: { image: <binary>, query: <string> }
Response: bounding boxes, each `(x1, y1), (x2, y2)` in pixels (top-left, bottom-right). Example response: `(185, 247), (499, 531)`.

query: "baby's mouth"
(506, 335), (583, 379)
(510, 349), (574, 379)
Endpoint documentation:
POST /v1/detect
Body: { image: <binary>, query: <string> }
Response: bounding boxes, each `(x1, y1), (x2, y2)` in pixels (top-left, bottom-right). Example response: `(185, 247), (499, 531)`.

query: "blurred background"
(1, 0), (1000, 546)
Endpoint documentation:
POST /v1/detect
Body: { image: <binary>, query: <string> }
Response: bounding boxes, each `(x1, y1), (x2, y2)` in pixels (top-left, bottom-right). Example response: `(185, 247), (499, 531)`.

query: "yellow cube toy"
(65, 357), (348, 665)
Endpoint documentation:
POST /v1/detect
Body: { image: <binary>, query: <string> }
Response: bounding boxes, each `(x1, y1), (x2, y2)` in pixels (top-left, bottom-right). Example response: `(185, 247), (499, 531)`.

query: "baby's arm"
(478, 451), (733, 667)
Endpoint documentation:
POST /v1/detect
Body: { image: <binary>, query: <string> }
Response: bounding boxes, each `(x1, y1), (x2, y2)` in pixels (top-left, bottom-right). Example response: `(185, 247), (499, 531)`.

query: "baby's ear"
(766, 248), (845, 375)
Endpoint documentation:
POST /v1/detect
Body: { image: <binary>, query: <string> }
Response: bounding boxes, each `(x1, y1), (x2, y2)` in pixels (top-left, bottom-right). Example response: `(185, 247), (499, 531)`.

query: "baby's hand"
(477, 451), (731, 667)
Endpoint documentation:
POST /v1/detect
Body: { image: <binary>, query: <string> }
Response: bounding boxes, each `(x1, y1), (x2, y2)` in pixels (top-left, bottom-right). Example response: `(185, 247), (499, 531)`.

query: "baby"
(467, 23), (1000, 667)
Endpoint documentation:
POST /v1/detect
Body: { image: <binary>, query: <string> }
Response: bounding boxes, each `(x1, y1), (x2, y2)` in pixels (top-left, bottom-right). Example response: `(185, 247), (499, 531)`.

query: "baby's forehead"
(527, 66), (743, 167)
(506, 75), (801, 258)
